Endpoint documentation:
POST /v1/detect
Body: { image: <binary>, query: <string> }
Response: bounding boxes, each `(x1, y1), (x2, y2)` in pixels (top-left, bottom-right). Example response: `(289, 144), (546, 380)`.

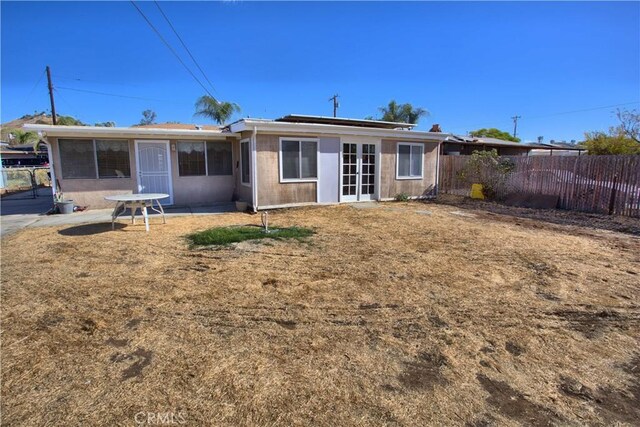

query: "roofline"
(230, 119), (448, 141)
(275, 114), (416, 129)
(22, 124), (239, 139)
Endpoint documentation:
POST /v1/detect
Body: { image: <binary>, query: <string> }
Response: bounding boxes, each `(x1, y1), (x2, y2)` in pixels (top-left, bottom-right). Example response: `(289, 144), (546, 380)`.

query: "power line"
(526, 101), (640, 119)
(153, 1), (217, 95)
(19, 69), (46, 111)
(56, 85), (175, 103)
(129, 0), (215, 99)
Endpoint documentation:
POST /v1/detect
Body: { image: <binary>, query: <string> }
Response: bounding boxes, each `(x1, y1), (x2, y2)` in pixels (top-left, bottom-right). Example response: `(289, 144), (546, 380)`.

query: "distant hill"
(1, 113), (54, 144)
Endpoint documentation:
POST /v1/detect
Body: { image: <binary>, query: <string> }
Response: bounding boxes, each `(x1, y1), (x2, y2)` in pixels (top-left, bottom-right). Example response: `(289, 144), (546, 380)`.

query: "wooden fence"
(438, 155), (640, 217)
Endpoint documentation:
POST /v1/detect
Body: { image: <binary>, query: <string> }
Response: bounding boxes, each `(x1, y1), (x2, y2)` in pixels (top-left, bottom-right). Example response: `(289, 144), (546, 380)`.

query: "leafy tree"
(194, 95), (241, 125)
(616, 108), (639, 143)
(7, 129), (38, 146)
(583, 131), (639, 155)
(582, 109), (640, 155)
(376, 100), (428, 124)
(469, 128), (520, 143)
(94, 121), (116, 127)
(139, 109), (157, 126)
(56, 115), (86, 126)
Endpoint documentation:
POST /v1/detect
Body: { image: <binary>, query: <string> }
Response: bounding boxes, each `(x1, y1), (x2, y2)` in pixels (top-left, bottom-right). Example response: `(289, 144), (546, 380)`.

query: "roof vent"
(429, 124), (442, 132)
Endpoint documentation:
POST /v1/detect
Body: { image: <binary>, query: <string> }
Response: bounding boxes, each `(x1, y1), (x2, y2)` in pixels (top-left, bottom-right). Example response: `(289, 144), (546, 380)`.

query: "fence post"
(608, 174), (618, 215)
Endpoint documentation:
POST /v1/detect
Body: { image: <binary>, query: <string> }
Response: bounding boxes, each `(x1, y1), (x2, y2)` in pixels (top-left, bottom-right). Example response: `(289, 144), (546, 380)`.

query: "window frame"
(240, 139), (251, 186)
(58, 138), (131, 180)
(278, 137), (319, 183)
(396, 142), (424, 180)
(176, 140), (234, 177)
(177, 141), (207, 177)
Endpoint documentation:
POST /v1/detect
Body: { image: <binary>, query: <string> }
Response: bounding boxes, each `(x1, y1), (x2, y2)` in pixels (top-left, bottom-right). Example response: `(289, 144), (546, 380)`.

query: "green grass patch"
(187, 226), (314, 247)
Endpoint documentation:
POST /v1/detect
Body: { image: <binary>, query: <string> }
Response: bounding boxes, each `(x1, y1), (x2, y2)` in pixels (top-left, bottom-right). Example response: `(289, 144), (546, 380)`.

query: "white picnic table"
(104, 193), (169, 232)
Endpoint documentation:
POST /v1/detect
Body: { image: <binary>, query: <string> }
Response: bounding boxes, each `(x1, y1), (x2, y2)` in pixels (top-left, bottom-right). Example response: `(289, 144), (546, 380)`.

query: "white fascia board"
(229, 120), (450, 141)
(23, 124), (239, 140)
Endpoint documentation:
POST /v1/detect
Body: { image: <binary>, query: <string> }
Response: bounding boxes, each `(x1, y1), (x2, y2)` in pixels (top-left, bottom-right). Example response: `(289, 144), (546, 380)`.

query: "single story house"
(441, 135), (586, 156)
(24, 115), (449, 210)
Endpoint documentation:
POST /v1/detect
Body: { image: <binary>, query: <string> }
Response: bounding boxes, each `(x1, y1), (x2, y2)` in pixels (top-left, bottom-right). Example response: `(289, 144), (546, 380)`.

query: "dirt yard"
(1, 201), (639, 426)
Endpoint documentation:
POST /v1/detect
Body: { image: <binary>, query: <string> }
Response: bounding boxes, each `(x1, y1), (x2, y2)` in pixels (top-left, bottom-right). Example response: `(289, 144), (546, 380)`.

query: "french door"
(341, 142), (377, 202)
(135, 140), (173, 205)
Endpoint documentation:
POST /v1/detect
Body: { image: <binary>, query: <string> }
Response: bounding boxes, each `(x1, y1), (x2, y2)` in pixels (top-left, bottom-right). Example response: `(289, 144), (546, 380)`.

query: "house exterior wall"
(256, 134), (317, 207)
(50, 136), (239, 208)
(169, 138), (235, 206)
(379, 139), (439, 199)
(49, 137), (137, 208)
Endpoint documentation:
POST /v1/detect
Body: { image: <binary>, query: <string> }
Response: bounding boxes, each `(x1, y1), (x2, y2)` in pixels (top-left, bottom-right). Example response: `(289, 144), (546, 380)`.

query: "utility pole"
(328, 94), (339, 117)
(511, 115), (521, 139)
(46, 65), (57, 125)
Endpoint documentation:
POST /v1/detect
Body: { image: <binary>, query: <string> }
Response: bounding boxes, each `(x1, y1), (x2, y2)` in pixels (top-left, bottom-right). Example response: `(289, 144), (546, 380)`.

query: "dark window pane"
(241, 142), (250, 184)
(207, 141), (232, 175)
(178, 141), (205, 176)
(96, 140), (130, 178)
(300, 141), (317, 178)
(282, 140), (300, 179)
(398, 144), (411, 177)
(59, 139), (96, 179)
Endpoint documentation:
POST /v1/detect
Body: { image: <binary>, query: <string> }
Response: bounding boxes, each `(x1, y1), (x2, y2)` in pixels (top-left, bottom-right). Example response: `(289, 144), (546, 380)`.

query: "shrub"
(457, 150), (515, 199)
(395, 193), (410, 202)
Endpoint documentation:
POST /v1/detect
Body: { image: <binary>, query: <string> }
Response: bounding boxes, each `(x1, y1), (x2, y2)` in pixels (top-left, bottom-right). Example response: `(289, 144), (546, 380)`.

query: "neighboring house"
(24, 115), (448, 209)
(441, 135), (585, 156)
(0, 143), (49, 167)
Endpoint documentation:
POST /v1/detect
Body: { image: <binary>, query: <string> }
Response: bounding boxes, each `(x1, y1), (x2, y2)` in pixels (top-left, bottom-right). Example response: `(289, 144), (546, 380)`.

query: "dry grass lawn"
(1, 201), (639, 426)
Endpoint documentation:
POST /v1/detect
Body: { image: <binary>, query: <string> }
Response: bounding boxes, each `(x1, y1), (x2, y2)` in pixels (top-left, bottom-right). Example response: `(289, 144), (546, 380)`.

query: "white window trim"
(58, 138), (131, 180)
(240, 139), (251, 187)
(396, 142), (424, 180)
(278, 137), (319, 183)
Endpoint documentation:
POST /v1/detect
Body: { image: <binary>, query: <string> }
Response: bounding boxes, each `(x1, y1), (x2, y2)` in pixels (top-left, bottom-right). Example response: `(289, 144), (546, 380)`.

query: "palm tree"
(378, 100), (404, 122)
(194, 95), (241, 125)
(378, 100), (429, 124)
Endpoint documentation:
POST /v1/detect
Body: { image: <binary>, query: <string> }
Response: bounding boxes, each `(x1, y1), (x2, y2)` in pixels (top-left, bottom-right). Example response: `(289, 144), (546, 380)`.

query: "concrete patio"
(0, 188), (237, 237)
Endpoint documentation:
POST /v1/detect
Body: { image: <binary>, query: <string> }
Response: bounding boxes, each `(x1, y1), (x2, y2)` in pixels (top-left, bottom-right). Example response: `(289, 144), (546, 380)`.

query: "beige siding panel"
(170, 139), (235, 206)
(380, 139), (439, 199)
(256, 134), (316, 206)
(50, 137), (137, 208)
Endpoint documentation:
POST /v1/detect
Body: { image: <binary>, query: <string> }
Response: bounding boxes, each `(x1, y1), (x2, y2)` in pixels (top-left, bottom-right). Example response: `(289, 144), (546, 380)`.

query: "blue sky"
(2, 1), (639, 142)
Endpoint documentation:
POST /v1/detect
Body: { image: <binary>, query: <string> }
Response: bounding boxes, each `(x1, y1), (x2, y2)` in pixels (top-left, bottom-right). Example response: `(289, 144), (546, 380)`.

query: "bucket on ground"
(56, 200), (74, 214)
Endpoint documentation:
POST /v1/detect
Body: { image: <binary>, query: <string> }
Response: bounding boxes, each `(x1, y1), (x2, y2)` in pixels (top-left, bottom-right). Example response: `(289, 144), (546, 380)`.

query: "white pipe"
(44, 138), (57, 203)
(251, 126), (258, 212)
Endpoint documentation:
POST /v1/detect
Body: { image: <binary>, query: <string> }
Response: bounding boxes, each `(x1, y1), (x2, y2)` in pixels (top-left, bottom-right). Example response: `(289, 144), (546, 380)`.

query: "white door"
(135, 140), (173, 204)
(341, 142), (377, 202)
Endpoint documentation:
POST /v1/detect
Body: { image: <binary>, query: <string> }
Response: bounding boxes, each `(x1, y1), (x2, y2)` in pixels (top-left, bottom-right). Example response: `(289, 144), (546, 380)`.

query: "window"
(240, 140), (250, 185)
(279, 138), (318, 181)
(177, 141), (233, 176)
(59, 138), (131, 179)
(178, 141), (206, 176)
(207, 141), (232, 175)
(59, 139), (97, 179)
(397, 143), (423, 179)
(96, 140), (130, 178)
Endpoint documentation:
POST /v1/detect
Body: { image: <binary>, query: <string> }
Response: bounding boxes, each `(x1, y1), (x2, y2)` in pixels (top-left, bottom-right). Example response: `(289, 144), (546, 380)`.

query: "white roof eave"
(230, 120), (449, 141)
(22, 124), (239, 139)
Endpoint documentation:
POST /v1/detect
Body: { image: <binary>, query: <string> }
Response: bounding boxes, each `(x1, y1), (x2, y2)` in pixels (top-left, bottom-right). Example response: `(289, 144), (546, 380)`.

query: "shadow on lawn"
(58, 222), (126, 236)
(428, 194), (640, 236)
